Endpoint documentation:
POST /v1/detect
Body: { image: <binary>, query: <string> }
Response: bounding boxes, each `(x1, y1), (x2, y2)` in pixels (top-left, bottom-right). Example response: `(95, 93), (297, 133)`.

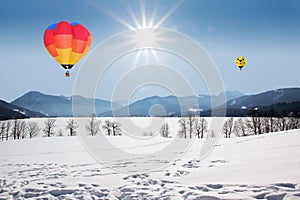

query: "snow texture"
(0, 118), (300, 199)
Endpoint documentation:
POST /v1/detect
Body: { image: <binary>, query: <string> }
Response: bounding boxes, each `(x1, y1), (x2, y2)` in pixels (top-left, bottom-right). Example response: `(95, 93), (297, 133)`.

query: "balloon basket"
(65, 71), (70, 77)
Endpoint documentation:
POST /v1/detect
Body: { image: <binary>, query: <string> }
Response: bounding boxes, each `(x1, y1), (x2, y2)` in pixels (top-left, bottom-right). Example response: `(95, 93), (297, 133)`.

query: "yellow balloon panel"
(55, 48), (73, 65)
(54, 47), (89, 66)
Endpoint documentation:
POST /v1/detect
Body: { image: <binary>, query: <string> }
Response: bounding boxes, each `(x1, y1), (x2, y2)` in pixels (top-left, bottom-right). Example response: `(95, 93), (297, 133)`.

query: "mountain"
(11, 90), (243, 117)
(219, 90), (245, 101)
(11, 91), (120, 117)
(0, 99), (44, 120)
(10, 88), (300, 117)
(102, 90), (244, 117)
(225, 88), (300, 110)
(259, 101), (300, 116)
(202, 88), (300, 117)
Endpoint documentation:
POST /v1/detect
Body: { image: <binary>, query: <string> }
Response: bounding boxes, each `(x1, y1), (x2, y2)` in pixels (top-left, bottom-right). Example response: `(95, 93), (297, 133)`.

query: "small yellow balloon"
(235, 56), (247, 70)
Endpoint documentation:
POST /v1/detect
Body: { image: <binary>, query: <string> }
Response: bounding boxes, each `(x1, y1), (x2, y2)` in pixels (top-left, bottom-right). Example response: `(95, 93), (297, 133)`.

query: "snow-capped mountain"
(226, 88), (300, 109)
(9, 88), (300, 117)
(11, 91), (121, 117)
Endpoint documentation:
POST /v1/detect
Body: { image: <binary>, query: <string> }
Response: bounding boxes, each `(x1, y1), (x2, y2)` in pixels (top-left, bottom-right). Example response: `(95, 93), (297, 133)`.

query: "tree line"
(1, 114), (299, 141)
(160, 113), (300, 139)
(0, 116), (122, 141)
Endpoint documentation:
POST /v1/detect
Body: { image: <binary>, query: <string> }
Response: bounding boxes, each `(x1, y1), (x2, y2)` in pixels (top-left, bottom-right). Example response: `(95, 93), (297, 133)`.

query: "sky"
(0, 0), (300, 102)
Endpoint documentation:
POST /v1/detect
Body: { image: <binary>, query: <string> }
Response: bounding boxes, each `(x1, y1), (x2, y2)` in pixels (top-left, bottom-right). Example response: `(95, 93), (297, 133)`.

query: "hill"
(0, 99), (44, 120)
(11, 91), (121, 117)
(102, 91), (244, 117)
(203, 88), (300, 117)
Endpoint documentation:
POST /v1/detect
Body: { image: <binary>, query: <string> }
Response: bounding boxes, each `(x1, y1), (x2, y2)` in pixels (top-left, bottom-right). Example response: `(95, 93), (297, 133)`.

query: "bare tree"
(273, 117), (282, 132)
(43, 118), (57, 137)
(102, 120), (112, 136)
(178, 118), (187, 138)
(19, 121), (27, 139)
(195, 117), (208, 139)
(160, 122), (170, 138)
(86, 115), (100, 136)
(262, 117), (270, 133)
(288, 117), (299, 130)
(278, 116), (288, 131)
(247, 115), (263, 135)
(12, 120), (27, 139)
(12, 119), (19, 140)
(222, 117), (234, 138)
(187, 115), (195, 139)
(5, 120), (11, 140)
(0, 121), (5, 141)
(65, 119), (78, 136)
(27, 121), (40, 138)
(111, 121), (122, 136)
(234, 118), (247, 137)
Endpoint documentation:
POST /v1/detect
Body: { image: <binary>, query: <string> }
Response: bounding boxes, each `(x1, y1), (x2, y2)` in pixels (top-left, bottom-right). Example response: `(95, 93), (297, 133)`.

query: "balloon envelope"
(235, 56), (247, 70)
(44, 21), (92, 70)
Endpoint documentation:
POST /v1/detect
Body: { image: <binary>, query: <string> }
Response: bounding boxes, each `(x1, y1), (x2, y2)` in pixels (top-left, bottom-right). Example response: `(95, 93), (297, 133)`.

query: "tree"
(5, 120), (11, 140)
(195, 117), (208, 139)
(279, 116), (288, 131)
(86, 115), (100, 136)
(12, 120), (27, 139)
(187, 115), (195, 139)
(288, 117), (299, 130)
(178, 118), (187, 138)
(233, 118), (247, 137)
(262, 117), (270, 133)
(267, 108), (277, 132)
(27, 121), (40, 138)
(65, 119), (78, 136)
(12, 119), (19, 140)
(222, 117), (234, 138)
(19, 121), (27, 139)
(102, 120), (112, 136)
(160, 122), (170, 138)
(111, 121), (122, 136)
(0, 121), (5, 141)
(43, 119), (56, 137)
(247, 110), (263, 135)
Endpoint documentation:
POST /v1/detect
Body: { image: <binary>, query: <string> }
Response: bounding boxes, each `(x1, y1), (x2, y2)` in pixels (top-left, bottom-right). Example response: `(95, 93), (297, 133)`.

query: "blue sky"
(0, 0), (299, 102)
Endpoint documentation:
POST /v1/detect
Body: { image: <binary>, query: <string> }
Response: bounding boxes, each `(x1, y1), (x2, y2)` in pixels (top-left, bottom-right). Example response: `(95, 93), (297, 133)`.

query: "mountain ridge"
(0, 99), (44, 120)
(8, 88), (300, 117)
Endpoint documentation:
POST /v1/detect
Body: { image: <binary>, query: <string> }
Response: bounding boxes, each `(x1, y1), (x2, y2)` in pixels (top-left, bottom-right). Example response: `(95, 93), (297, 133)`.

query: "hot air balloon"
(235, 56), (247, 70)
(44, 21), (92, 77)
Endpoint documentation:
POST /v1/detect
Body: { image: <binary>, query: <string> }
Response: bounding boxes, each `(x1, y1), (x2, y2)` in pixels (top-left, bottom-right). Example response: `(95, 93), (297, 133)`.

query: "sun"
(133, 28), (157, 47)
(100, 0), (184, 65)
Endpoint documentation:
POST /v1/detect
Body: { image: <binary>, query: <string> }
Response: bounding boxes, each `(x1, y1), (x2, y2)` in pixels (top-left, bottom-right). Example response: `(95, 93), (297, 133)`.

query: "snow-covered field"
(0, 117), (300, 199)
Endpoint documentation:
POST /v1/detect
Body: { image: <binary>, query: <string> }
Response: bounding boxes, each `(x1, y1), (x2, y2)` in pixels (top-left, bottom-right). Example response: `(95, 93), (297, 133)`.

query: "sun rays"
(99, 0), (185, 65)
(105, 0), (185, 30)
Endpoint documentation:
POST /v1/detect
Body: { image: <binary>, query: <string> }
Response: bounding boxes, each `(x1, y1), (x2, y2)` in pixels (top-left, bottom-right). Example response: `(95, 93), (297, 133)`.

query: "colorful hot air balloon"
(235, 56), (247, 70)
(44, 21), (92, 77)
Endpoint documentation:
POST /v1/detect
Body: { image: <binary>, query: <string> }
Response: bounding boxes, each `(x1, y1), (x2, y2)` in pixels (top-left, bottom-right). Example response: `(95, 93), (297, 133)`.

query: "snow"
(229, 100), (236, 106)
(188, 108), (201, 112)
(0, 117), (300, 199)
(12, 109), (26, 115)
